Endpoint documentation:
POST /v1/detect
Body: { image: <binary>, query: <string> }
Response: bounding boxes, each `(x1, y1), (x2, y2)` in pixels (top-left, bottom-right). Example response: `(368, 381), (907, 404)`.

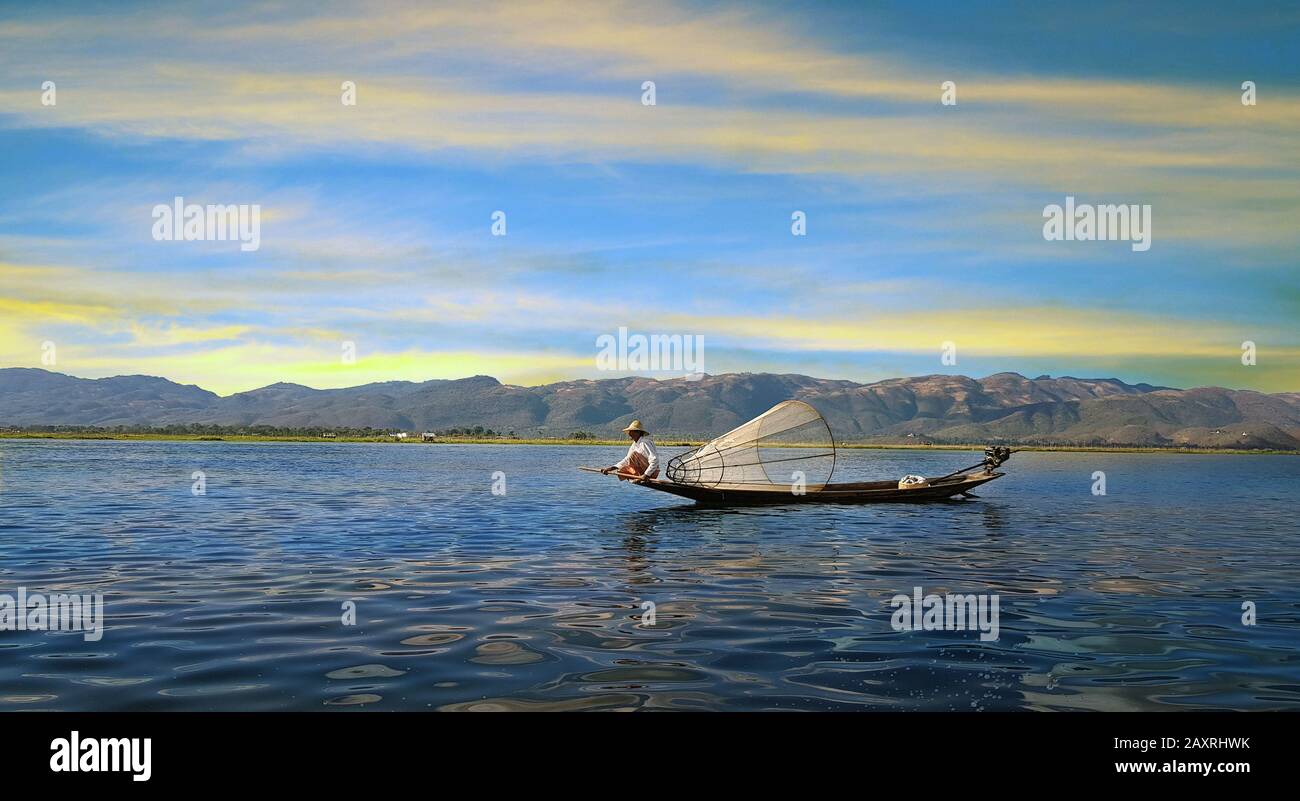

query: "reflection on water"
(0, 440), (1297, 711)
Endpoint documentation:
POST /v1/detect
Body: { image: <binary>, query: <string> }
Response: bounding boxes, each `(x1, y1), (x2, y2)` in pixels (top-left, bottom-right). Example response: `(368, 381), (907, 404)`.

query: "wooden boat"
(583, 400), (1013, 506)
(625, 469), (1005, 505)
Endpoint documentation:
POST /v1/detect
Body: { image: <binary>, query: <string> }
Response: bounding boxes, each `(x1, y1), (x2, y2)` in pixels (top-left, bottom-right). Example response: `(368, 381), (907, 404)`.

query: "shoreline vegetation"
(0, 429), (1293, 455)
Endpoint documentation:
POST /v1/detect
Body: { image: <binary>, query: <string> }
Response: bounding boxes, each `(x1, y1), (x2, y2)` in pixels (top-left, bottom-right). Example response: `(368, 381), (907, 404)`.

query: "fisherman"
(601, 420), (659, 482)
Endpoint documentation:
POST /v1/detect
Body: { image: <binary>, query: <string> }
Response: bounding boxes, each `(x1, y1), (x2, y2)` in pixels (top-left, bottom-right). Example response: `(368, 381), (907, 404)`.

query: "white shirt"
(616, 437), (659, 474)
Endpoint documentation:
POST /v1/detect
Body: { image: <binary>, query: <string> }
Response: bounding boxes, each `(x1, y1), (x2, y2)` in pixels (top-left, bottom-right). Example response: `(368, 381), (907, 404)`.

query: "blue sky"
(1, 0), (1296, 393)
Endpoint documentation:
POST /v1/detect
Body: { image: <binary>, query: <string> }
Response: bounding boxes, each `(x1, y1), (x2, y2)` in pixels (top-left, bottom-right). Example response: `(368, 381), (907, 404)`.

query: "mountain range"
(2, 368), (1299, 449)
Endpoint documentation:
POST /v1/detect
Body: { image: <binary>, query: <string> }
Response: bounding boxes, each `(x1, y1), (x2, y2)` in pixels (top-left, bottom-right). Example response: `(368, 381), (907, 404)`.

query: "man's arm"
(601, 443), (635, 474)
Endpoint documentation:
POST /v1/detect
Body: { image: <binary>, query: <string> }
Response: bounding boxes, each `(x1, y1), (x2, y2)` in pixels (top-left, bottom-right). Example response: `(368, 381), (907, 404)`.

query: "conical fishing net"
(666, 400), (836, 490)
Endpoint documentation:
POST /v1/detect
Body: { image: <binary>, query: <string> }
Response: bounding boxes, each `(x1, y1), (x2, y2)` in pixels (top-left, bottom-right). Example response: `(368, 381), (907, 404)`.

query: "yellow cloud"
(126, 322), (251, 347)
(0, 296), (119, 326)
(62, 344), (593, 395)
(666, 306), (1298, 361)
(1, 0), (1295, 208)
(200, 3), (1300, 133)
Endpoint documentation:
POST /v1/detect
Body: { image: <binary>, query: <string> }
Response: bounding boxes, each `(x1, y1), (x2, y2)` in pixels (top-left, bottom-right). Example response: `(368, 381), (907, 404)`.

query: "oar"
(579, 466), (653, 483)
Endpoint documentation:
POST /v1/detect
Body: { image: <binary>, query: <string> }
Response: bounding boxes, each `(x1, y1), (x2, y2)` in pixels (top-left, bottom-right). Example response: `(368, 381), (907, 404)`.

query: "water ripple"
(0, 440), (1296, 710)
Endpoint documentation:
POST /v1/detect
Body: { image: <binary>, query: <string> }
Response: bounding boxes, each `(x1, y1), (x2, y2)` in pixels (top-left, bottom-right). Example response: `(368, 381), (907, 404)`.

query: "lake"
(0, 440), (1296, 711)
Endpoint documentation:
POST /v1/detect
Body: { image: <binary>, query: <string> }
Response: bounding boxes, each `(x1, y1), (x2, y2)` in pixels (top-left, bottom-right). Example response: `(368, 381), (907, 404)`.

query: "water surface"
(0, 440), (1296, 711)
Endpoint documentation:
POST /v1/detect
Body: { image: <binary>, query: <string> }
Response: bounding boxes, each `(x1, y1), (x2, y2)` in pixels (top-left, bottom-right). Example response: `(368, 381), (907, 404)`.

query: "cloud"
(1, 1), (1297, 393)
(47, 343), (594, 396)
(2, 2), (1295, 189)
(665, 306), (1269, 358)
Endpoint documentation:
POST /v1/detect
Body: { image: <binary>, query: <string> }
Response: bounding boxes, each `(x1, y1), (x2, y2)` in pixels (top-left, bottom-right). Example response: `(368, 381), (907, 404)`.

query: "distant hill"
(2, 368), (1299, 450)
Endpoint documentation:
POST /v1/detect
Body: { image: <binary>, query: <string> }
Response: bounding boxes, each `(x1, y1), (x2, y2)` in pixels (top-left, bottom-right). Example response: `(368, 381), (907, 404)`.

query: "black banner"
(4, 711), (1284, 788)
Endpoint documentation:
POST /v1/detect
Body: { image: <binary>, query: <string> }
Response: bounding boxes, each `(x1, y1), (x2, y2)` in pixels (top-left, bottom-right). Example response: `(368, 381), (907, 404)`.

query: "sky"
(0, 0), (1296, 395)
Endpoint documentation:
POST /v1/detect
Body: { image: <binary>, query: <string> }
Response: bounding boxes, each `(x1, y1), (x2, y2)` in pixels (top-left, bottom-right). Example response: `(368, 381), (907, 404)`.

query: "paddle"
(578, 466), (653, 483)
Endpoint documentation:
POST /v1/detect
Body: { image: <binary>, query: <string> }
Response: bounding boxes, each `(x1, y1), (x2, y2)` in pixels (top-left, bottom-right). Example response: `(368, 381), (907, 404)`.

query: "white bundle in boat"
(898, 474), (929, 489)
(666, 400), (836, 490)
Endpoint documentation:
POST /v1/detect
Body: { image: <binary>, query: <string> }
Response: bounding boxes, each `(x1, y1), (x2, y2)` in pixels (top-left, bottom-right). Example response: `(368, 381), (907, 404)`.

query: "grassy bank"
(0, 430), (1293, 454)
